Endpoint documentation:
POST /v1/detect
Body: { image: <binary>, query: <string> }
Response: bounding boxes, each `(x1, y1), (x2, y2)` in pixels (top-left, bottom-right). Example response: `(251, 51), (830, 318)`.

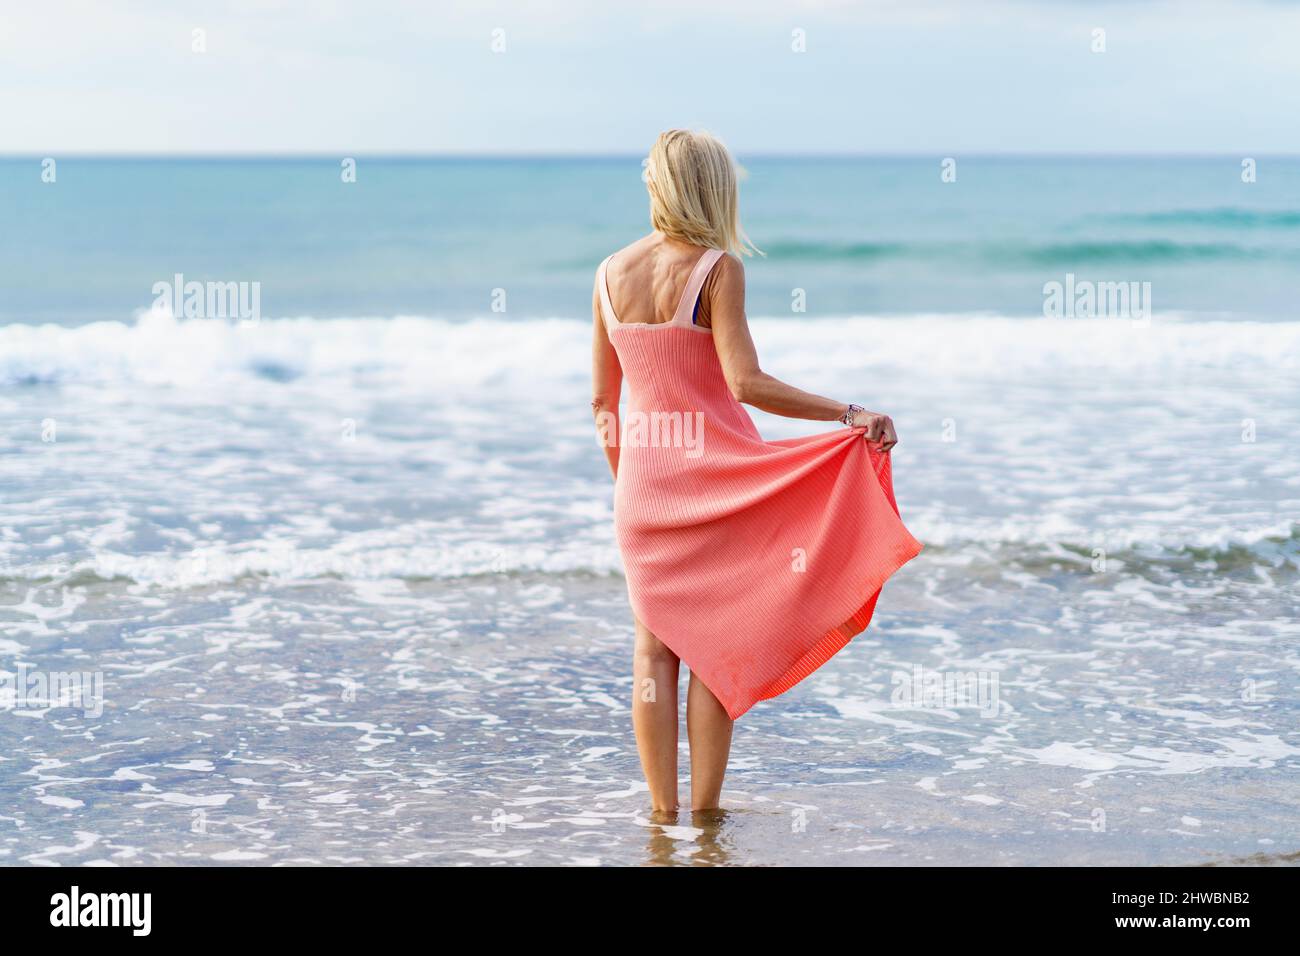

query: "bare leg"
(686, 671), (734, 811)
(631, 617), (680, 812)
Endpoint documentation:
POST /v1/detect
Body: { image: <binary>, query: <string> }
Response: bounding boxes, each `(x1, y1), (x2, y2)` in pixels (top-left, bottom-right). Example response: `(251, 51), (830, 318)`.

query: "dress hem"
(635, 532), (924, 721)
(736, 586), (884, 720)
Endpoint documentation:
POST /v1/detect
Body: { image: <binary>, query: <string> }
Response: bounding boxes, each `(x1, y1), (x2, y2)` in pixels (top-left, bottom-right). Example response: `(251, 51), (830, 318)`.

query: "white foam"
(4, 310), (1297, 589)
(3, 311), (1299, 388)
(11, 528), (625, 588)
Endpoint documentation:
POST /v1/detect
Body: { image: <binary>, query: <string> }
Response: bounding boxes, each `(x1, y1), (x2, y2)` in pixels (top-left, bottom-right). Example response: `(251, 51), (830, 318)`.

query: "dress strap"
(670, 248), (726, 327)
(595, 255), (618, 330)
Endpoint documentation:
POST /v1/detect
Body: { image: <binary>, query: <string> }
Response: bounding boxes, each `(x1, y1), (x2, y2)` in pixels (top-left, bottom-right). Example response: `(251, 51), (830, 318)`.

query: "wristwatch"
(839, 403), (864, 427)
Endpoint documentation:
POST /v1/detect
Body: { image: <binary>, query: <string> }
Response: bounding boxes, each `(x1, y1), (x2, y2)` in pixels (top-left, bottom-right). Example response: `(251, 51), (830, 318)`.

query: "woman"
(591, 130), (922, 815)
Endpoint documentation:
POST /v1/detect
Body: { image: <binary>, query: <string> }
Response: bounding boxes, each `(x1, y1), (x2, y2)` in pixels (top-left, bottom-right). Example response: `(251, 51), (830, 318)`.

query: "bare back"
(602, 234), (721, 329)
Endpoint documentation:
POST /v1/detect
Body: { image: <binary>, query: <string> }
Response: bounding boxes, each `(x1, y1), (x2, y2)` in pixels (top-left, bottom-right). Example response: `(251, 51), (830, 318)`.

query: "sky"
(1, 0), (1297, 155)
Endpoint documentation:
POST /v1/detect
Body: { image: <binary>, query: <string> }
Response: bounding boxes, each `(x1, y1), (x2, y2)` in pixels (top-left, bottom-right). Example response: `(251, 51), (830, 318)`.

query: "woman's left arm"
(590, 278), (622, 480)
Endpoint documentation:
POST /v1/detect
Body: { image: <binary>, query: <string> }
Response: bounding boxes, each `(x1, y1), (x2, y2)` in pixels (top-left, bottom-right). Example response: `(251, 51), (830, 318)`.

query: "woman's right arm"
(708, 254), (898, 451)
(591, 277), (623, 479)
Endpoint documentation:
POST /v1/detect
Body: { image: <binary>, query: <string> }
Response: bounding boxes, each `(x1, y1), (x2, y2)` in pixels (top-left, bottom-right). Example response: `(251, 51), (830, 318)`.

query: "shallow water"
(3, 313), (1299, 865)
(3, 568), (1296, 866)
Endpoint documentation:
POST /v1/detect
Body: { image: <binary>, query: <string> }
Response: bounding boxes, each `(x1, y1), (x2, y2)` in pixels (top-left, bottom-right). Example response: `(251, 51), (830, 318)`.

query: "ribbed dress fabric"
(597, 247), (923, 719)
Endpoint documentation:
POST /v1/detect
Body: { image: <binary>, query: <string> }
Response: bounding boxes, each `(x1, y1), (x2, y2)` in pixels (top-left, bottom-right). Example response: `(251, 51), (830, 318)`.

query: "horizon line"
(0, 150), (1294, 161)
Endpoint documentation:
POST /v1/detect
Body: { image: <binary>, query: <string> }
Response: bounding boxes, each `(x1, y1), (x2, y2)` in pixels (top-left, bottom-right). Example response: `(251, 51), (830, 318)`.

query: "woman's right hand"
(851, 408), (898, 452)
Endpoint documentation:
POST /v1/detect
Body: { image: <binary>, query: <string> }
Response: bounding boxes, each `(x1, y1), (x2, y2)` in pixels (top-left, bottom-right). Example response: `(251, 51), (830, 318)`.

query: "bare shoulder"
(707, 251), (746, 296)
(717, 251), (745, 277)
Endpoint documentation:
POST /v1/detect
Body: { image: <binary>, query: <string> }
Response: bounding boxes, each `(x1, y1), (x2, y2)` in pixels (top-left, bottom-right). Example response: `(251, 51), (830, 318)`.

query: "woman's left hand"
(852, 409), (898, 452)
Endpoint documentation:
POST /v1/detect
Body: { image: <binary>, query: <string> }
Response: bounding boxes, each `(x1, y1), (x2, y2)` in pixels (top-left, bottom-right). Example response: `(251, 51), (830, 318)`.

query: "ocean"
(1, 156), (1297, 866)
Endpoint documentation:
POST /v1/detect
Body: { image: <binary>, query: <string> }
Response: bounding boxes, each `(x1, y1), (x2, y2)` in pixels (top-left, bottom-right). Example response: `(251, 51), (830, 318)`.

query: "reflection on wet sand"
(689, 809), (738, 867)
(641, 808), (741, 866)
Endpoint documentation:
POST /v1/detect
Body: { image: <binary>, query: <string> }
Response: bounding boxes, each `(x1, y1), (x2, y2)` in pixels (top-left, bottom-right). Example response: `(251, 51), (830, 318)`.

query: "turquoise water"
(1, 157), (1297, 865)
(2, 156), (1298, 324)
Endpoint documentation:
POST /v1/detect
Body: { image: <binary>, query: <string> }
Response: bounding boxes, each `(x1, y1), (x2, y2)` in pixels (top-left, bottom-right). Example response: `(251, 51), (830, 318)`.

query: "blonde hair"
(644, 130), (761, 257)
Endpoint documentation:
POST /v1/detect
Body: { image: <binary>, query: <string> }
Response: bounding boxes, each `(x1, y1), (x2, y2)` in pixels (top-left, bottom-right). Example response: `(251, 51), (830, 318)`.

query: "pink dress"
(597, 247), (923, 719)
